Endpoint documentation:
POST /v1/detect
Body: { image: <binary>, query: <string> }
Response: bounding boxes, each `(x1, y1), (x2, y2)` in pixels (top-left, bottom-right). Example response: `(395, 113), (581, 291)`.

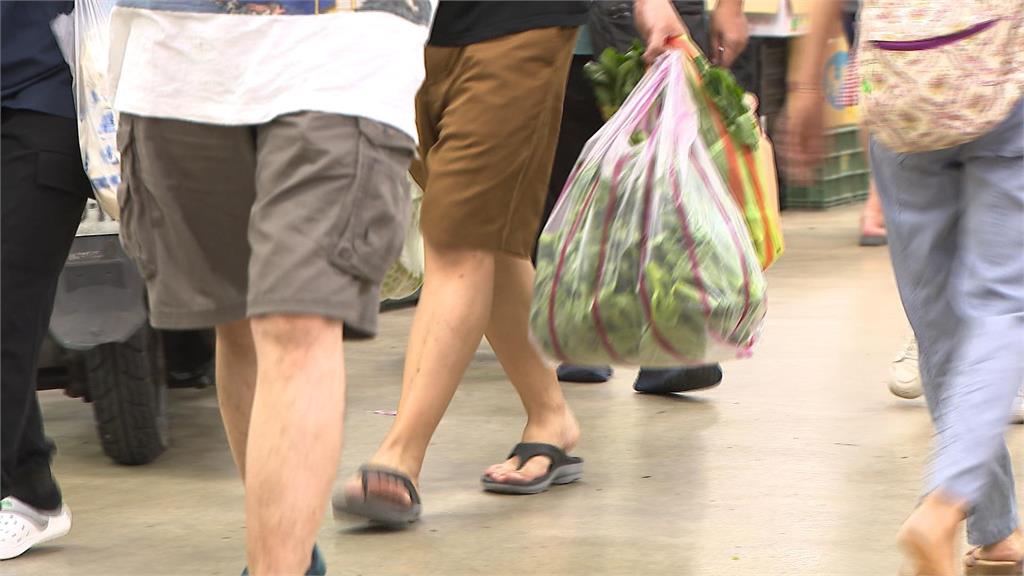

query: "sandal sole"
(335, 498), (421, 527)
(964, 560), (1023, 575)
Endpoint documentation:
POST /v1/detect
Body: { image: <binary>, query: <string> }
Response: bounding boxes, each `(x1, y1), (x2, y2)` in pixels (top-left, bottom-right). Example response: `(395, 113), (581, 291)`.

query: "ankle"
(920, 491), (968, 525)
(371, 442), (424, 481)
(982, 530), (1024, 555)
(524, 402), (573, 429)
(523, 392), (571, 419)
(522, 407), (580, 450)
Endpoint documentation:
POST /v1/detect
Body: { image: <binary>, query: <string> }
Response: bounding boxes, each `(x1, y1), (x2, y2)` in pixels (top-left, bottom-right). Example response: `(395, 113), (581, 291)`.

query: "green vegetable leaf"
(586, 41), (647, 119)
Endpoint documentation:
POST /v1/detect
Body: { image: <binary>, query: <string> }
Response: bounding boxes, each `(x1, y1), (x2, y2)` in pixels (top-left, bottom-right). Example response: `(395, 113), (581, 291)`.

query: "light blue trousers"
(871, 100), (1024, 546)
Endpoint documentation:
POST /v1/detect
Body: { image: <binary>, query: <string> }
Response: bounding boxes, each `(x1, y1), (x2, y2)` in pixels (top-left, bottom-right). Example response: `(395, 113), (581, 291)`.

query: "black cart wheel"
(85, 325), (168, 465)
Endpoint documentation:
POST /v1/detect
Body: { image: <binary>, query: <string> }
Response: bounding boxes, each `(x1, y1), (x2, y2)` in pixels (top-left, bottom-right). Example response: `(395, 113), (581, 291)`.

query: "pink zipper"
(872, 19), (998, 51)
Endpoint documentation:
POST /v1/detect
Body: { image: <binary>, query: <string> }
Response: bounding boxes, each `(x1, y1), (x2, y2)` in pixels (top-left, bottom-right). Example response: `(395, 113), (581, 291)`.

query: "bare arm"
(789, 0), (844, 90)
(633, 0), (689, 62)
(710, 0), (749, 67)
(778, 0), (844, 181)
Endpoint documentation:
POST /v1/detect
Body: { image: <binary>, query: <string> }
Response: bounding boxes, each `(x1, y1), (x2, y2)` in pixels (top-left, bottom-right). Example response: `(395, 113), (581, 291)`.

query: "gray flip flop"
(481, 443), (583, 495)
(335, 465), (421, 527)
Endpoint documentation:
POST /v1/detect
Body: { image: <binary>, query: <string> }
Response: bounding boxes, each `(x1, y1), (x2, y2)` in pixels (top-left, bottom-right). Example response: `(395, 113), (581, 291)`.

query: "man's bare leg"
(246, 315), (345, 575)
(482, 254), (579, 484)
(215, 320), (258, 478)
(345, 240), (495, 504)
(346, 249), (582, 505)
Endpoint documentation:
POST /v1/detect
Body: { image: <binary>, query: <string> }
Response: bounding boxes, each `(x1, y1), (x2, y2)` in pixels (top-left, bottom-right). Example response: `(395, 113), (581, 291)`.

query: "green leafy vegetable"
(692, 53), (760, 148)
(585, 42), (759, 148)
(584, 41), (645, 121)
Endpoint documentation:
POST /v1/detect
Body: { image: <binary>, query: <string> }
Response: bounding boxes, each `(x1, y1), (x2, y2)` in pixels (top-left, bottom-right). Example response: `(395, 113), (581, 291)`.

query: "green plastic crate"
(828, 125), (862, 154)
(783, 126), (870, 209)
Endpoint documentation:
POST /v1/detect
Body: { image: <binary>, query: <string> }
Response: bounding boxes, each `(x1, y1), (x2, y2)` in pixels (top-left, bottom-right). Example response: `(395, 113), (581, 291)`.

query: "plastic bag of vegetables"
(379, 175), (425, 302)
(673, 36), (784, 270)
(586, 37), (784, 270)
(530, 52), (767, 368)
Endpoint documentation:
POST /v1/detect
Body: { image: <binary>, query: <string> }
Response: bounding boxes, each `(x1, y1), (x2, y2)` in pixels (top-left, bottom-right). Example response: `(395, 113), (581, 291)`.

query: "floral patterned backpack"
(858, 0), (1023, 153)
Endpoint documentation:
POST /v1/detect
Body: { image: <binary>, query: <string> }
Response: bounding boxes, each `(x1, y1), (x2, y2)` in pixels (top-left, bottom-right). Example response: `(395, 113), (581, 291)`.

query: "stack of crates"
(783, 126), (871, 209)
(730, 38), (789, 118)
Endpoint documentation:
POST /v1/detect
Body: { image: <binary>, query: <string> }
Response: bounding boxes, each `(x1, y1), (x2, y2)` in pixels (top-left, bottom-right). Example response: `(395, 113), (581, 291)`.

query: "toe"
(514, 456), (552, 483)
(484, 457), (521, 480)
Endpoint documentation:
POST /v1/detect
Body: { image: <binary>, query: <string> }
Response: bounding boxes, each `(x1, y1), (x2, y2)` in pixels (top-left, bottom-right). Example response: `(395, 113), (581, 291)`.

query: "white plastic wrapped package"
(379, 175), (425, 301)
(73, 0), (121, 219)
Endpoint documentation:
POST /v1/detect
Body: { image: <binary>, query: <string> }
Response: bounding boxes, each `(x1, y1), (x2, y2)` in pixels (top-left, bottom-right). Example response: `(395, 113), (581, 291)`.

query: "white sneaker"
(1011, 387), (1024, 425)
(0, 497), (72, 560)
(889, 337), (923, 400)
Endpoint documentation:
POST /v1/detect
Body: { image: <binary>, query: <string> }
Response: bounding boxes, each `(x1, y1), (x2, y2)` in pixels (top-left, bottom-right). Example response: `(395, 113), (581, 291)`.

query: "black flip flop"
(335, 465), (421, 527)
(481, 443), (583, 495)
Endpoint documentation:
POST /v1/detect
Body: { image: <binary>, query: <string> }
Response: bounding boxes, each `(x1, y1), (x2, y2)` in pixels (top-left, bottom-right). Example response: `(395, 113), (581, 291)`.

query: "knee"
(425, 241), (494, 275)
(250, 314), (338, 350)
(216, 320), (254, 356)
(215, 317), (252, 350)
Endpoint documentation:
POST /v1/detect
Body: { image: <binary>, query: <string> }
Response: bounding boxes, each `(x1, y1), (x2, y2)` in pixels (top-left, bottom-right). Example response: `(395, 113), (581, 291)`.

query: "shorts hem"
(421, 229), (534, 260)
(149, 304), (249, 330)
(246, 299), (378, 337)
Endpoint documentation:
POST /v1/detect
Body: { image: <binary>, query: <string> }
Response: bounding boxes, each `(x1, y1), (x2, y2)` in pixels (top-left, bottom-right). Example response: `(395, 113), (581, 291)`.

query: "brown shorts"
(414, 26), (578, 258)
(118, 112), (414, 335)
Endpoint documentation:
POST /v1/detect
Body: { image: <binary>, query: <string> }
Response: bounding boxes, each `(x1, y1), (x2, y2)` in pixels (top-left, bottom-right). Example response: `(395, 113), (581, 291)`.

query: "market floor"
(15, 205), (1024, 576)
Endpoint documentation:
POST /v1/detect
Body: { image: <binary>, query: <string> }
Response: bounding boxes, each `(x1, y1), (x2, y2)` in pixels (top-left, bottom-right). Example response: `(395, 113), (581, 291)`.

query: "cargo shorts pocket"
(116, 115), (157, 280)
(332, 118), (415, 284)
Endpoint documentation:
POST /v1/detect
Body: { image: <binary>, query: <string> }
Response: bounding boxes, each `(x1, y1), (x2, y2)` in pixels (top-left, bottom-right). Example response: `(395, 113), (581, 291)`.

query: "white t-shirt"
(108, 0), (434, 140)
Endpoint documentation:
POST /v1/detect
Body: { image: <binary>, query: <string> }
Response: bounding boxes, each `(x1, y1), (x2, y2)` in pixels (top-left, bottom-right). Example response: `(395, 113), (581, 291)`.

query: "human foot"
(335, 465), (422, 526)
(481, 443), (583, 494)
(964, 530), (1024, 574)
(1011, 387), (1024, 425)
(859, 206), (887, 247)
(0, 497), (72, 560)
(482, 408), (581, 486)
(897, 493), (966, 576)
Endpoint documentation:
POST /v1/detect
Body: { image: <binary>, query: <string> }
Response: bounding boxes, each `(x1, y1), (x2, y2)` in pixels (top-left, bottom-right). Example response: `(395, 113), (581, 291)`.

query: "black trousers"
(1, 108), (91, 509)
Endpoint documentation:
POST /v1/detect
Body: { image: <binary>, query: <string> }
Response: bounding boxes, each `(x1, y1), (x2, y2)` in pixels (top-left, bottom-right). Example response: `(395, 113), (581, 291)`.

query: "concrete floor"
(15, 205), (1023, 576)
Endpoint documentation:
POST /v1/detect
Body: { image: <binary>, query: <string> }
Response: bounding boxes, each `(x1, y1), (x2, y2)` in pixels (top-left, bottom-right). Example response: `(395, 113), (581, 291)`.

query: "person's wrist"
(787, 80), (822, 94)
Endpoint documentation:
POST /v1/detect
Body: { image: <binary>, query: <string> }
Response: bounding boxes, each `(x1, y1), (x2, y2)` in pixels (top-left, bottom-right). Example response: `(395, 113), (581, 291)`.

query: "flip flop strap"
(965, 547), (982, 567)
(507, 443), (568, 471)
(359, 465), (421, 505)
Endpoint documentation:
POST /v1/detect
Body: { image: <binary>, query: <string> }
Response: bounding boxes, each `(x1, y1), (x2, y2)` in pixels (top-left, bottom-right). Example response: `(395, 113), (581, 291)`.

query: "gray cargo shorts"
(117, 112), (414, 336)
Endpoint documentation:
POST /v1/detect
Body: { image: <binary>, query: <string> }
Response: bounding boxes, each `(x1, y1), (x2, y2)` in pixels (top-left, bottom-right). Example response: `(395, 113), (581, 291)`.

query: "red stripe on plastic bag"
(546, 68), (671, 365)
(547, 174), (603, 363)
(589, 155), (631, 364)
(691, 148), (755, 346)
(636, 159), (703, 365)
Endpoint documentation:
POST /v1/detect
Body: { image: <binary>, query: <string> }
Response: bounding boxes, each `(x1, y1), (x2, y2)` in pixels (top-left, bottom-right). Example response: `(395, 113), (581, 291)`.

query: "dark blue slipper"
(556, 364), (613, 383)
(633, 365), (723, 394)
(242, 543), (326, 575)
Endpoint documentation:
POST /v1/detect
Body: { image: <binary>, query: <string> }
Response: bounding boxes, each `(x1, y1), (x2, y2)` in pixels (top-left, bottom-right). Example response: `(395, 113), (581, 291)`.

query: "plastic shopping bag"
(530, 52), (767, 368)
(379, 175), (425, 301)
(674, 37), (784, 270)
(73, 0), (121, 219)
